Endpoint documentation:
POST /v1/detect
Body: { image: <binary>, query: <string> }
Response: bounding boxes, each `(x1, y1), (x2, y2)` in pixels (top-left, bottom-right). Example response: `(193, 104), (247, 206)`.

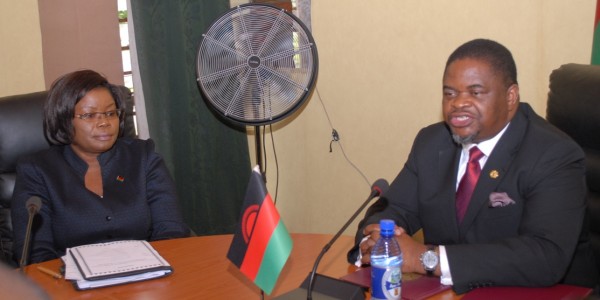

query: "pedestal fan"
(196, 3), (318, 170)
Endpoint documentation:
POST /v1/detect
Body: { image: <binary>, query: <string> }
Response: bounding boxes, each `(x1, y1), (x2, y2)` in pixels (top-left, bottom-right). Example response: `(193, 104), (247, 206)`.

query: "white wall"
(252, 0), (596, 235)
(0, 0), (123, 97)
(0, 0), (45, 97)
(4, 0), (595, 237)
(38, 0), (123, 88)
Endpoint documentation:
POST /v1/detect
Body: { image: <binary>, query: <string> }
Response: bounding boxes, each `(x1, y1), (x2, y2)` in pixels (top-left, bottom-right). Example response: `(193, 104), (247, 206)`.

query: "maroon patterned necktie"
(456, 146), (484, 223)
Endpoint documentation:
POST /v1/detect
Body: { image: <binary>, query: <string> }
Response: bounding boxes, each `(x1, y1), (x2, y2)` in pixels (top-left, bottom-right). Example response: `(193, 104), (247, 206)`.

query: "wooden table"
(23, 233), (460, 299)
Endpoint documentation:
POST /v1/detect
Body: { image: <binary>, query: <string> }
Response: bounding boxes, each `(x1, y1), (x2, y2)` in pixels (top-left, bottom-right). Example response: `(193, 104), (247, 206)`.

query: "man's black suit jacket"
(350, 103), (598, 294)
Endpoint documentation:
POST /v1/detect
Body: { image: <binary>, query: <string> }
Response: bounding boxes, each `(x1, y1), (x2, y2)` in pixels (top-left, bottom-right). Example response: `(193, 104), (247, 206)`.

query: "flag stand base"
(274, 272), (366, 300)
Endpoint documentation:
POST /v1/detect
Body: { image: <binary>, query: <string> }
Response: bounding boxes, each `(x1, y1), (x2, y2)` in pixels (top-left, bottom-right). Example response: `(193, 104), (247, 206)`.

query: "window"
(117, 0), (137, 135)
(118, 0), (133, 91)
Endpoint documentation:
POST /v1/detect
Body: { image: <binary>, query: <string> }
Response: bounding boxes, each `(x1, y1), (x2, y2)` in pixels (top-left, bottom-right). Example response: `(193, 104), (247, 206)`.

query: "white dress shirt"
(439, 123), (509, 285)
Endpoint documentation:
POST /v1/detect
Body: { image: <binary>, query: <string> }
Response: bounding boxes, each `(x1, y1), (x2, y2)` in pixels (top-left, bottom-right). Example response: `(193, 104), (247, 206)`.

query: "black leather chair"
(0, 86), (135, 266)
(546, 63), (600, 288)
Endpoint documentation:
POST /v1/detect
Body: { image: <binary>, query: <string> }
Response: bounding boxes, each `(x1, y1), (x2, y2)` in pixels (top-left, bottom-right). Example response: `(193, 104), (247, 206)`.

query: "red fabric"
(595, 0), (600, 27)
(239, 193), (280, 280)
(455, 147), (484, 223)
(594, 0), (600, 64)
(462, 284), (592, 300)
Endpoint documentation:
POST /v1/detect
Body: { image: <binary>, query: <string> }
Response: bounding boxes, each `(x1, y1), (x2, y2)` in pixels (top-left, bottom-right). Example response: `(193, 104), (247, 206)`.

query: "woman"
(11, 70), (190, 264)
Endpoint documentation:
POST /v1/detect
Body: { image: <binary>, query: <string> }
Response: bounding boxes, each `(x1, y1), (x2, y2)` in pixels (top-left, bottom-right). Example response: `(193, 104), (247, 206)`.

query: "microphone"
(20, 196), (42, 271)
(305, 179), (389, 299)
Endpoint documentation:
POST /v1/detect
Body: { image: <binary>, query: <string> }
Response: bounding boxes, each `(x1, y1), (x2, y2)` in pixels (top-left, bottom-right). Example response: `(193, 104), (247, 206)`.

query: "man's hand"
(359, 223), (403, 265)
(359, 223), (430, 274)
(396, 231), (428, 274)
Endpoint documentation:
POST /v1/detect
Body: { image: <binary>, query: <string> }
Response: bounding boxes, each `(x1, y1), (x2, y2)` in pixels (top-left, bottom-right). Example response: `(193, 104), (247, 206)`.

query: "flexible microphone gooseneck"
(20, 196), (42, 271)
(306, 179), (389, 300)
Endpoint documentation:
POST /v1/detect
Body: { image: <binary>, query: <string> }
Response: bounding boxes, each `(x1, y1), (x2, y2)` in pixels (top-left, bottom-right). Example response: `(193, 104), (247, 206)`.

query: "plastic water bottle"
(370, 219), (402, 300)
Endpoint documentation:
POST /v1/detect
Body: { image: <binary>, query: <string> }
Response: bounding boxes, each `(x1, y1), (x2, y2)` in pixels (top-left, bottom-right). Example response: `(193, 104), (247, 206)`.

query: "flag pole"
(255, 125), (264, 174)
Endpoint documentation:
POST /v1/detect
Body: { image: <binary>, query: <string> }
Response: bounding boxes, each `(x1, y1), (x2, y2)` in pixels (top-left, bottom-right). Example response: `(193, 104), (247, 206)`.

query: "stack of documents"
(62, 240), (172, 290)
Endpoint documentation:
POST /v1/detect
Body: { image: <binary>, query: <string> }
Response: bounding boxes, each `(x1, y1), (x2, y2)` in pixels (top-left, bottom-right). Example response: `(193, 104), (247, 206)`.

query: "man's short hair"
(445, 39), (518, 88)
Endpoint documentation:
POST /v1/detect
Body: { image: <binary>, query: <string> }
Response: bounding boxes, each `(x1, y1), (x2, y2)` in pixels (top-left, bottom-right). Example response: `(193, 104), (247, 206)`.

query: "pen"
(37, 266), (63, 279)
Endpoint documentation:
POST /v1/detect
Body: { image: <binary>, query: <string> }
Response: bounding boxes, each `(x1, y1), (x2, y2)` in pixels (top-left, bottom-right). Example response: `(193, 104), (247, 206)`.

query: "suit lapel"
(438, 141), (462, 241)
(459, 104), (530, 233)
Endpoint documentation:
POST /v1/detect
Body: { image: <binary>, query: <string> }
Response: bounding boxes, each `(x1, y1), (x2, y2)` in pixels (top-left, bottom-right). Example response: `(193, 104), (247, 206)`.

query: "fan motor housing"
(248, 56), (261, 69)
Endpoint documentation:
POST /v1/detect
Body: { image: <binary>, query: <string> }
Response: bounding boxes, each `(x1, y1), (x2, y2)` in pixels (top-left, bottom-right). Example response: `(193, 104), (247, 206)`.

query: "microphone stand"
(306, 188), (382, 299)
(20, 204), (37, 272)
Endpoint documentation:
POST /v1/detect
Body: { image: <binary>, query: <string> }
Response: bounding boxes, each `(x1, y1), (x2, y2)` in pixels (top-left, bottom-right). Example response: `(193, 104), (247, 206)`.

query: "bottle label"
(371, 265), (401, 299)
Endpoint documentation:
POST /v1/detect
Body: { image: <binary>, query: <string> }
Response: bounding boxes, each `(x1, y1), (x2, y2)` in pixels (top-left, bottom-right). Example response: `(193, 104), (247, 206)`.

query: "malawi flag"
(593, 0), (600, 64)
(227, 166), (293, 294)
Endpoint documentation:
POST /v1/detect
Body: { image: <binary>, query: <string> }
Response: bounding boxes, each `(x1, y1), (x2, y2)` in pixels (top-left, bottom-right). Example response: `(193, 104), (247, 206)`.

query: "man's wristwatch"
(419, 245), (439, 276)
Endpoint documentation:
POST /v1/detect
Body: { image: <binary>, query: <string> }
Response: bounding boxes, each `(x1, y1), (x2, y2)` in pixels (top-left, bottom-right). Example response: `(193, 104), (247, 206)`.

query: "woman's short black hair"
(445, 39), (518, 88)
(43, 70), (126, 145)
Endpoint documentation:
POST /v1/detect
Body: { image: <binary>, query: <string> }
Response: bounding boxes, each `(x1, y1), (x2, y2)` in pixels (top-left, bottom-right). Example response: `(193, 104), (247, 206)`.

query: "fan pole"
(255, 125), (264, 176)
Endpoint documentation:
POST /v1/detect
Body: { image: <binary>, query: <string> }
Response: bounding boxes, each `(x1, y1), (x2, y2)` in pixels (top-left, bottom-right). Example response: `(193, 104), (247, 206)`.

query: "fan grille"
(196, 4), (318, 125)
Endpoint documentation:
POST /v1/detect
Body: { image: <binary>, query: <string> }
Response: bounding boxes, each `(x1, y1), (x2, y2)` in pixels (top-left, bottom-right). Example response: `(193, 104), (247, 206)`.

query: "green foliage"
(118, 10), (128, 21)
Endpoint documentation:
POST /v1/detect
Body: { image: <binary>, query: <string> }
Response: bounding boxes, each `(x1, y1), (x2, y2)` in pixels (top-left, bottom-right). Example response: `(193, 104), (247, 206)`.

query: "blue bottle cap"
(379, 219), (395, 236)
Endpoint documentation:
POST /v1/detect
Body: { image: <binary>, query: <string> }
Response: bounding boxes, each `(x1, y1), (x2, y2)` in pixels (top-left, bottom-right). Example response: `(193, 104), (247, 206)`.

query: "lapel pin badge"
(489, 170), (499, 179)
(116, 175), (125, 182)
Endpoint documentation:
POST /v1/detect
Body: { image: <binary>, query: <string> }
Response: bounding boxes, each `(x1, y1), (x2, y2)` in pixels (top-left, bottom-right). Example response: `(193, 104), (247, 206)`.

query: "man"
(349, 39), (598, 294)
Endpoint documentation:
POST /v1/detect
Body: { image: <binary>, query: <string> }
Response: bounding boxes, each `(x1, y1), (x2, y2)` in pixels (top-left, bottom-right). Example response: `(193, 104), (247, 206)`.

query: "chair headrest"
(547, 63), (600, 151)
(0, 91), (50, 173)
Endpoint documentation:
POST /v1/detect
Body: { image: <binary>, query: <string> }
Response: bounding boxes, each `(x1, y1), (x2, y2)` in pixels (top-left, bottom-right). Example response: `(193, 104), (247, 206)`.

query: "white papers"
(62, 240), (172, 290)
